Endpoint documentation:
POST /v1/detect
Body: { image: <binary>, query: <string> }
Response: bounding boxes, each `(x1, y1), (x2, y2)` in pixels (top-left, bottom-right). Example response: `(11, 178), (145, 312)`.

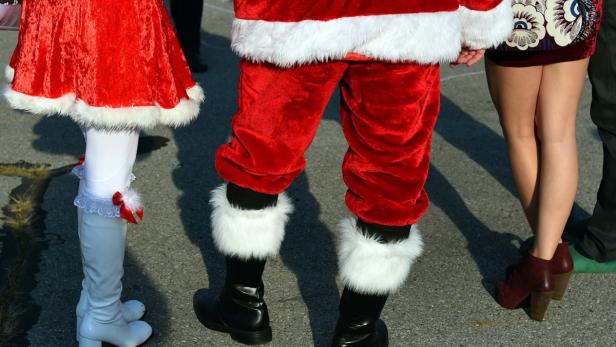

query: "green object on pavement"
(571, 245), (616, 273)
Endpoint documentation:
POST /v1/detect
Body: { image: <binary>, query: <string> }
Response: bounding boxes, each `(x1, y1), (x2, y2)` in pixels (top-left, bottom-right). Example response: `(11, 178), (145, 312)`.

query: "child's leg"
(75, 128), (151, 346)
(83, 128), (139, 198)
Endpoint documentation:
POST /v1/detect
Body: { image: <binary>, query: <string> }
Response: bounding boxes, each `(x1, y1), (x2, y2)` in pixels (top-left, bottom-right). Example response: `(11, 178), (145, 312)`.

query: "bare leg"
(532, 59), (589, 260)
(486, 60), (543, 232)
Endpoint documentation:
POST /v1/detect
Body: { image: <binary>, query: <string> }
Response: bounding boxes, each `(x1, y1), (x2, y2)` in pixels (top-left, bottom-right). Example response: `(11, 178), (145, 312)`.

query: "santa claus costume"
(192, 1), (513, 346)
(2, 1), (203, 346)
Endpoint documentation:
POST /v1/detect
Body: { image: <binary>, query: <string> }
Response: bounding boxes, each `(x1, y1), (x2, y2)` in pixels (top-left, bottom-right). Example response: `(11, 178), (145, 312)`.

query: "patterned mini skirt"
(486, 0), (603, 67)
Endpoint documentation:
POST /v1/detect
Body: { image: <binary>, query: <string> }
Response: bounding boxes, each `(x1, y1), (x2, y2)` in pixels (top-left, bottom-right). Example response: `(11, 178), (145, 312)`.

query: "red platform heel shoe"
(551, 242), (573, 300)
(496, 253), (554, 321)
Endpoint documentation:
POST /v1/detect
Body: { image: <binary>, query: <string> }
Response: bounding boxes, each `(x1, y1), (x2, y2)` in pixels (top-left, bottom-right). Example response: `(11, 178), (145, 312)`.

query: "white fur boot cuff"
(210, 184), (293, 260)
(337, 217), (424, 295)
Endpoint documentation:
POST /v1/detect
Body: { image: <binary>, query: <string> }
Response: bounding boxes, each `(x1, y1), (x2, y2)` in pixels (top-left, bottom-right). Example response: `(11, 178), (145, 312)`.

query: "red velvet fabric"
(216, 60), (440, 226)
(460, 0), (503, 11)
(234, 0), (458, 21)
(234, 0), (505, 21)
(9, 0), (195, 109)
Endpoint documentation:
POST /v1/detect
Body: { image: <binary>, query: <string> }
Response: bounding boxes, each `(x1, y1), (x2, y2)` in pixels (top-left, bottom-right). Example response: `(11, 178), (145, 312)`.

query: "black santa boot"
(193, 183), (293, 345)
(331, 218), (424, 347)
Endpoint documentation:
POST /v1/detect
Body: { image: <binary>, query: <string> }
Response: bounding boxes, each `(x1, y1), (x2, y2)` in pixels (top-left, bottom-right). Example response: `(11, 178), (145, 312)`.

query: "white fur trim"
(338, 218), (424, 295)
(232, 12), (462, 67)
(1, 83), (204, 130)
(460, 1), (514, 49)
(232, 4), (514, 67)
(4, 65), (14, 83)
(119, 188), (143, 212)
(210, 184), (293, 260)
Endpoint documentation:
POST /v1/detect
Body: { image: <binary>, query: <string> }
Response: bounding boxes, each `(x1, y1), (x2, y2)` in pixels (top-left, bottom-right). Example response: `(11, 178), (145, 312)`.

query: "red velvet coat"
(232, 0), (514, 67)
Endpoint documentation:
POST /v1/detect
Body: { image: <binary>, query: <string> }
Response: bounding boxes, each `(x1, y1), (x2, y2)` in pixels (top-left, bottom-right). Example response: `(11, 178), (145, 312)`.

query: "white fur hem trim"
(460, 1), (514, 49)
(232, 12), (462, 67)
(210, 184), (293, 260)
(338, 218), (424, 295)
(4, 65), (14, 83)
(232, 4), (514, 67)
(2, 83), (204, 130)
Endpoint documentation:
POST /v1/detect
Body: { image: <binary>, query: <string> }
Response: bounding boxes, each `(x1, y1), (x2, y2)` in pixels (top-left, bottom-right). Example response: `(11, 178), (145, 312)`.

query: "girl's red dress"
(3, 0), (203, 130)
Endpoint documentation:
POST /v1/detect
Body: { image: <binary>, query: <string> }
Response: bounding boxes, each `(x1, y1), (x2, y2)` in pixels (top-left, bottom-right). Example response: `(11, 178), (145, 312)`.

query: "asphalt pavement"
(0, 1), (614, 346)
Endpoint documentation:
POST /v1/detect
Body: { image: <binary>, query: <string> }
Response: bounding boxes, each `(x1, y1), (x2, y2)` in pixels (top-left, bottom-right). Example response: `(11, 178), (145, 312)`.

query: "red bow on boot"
(112, 189), (144, 224)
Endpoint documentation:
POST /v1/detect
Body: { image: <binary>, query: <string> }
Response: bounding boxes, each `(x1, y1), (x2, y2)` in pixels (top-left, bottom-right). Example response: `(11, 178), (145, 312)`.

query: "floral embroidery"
(544, 0), (598, 46)
(507, 3), (547, 50)
(501, 0), (598, 50)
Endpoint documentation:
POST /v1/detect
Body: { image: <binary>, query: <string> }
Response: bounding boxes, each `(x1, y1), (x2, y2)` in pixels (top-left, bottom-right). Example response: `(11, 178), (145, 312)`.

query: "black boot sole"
(331, 320), (389, 347)
(193, 290), (272, 345)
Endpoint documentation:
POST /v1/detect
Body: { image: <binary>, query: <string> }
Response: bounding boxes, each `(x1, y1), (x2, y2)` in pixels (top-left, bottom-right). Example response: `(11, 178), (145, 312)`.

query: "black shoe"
(186, 53), (208, 73)
(331, 288), (389, 347)
(193, 257), (272, 345)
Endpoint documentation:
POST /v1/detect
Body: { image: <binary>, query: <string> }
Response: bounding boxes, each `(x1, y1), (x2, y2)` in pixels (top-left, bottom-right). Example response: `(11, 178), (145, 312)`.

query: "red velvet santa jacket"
(232, 0), (513, 67)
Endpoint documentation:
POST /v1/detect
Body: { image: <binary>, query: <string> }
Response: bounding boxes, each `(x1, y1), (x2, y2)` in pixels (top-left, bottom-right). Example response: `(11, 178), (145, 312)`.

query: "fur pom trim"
(337, 218), (424, 295)
(210, 184), (293, 260)
(460, 1), (514, 49)
(4, 65), (14, 83)
(232, 11), (462, 67)
(1, 83), (204, 131)
(118, 188), (143, 212)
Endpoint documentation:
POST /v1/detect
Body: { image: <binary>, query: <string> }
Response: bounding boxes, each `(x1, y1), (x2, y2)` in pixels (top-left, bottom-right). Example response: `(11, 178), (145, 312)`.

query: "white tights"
(82, 128), (139, 199)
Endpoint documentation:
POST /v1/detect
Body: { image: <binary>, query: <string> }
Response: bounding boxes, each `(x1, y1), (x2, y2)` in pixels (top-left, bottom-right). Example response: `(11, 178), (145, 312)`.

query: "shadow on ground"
(4, 31), (596, 345)
(1, 116), (173, 346)
(432, 96), (591, 291)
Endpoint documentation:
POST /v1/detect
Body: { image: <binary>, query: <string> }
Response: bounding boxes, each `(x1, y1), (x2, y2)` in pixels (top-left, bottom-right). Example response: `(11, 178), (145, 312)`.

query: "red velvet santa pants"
(216, 60), (441, 226)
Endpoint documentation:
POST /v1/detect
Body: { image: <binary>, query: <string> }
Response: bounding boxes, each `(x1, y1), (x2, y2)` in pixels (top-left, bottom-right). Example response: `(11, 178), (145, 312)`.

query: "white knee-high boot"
(75, 183), (145, 341)
(74, 128), (151, 346)
(77, 208), (151, 347)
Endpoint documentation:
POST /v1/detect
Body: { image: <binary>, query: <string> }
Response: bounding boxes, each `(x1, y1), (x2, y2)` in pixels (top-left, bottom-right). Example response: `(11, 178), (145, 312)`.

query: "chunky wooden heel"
(496, 253), (554, 319)
(530, 291), (553, 321)
(552, 272), (572, 300)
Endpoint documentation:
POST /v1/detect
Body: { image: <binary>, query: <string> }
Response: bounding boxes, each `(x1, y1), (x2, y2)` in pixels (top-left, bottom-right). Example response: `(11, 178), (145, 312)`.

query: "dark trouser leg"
(579, 0), (616, 262)
(170, 0), (204, 56)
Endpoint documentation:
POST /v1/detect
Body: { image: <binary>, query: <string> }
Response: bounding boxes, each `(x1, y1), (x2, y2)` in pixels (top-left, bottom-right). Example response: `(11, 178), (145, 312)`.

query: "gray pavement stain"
(0, 136), (169, 346)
